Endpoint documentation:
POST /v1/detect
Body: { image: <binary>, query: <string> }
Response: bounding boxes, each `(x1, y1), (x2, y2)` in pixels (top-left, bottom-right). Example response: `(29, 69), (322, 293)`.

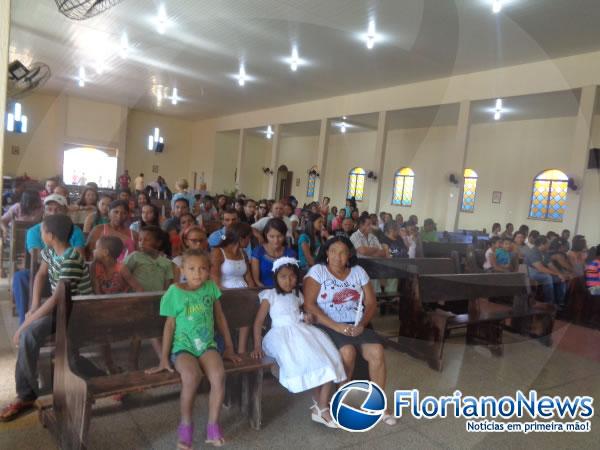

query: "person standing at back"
(134, 173), (145, 195)
(119, 170), (131, 191)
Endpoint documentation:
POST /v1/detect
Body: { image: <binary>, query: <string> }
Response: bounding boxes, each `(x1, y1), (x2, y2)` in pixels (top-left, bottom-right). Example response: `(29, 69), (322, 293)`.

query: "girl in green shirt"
(146, 249), (240, 449)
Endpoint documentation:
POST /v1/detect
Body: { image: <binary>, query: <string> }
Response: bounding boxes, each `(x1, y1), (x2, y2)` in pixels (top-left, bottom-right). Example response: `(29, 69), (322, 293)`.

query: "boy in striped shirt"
(1, 215), (92, 422)
(585, 246), (600, 295)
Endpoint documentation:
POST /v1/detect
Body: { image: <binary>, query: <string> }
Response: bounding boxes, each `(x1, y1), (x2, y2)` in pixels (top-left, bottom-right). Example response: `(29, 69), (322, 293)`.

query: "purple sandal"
(177, 422), (194, 450)
(205, 423), (225, 447)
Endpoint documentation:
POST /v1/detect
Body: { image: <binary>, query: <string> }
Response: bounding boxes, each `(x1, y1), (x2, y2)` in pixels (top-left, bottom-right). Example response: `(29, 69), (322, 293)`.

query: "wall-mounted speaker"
(155, 142), (164, 153)
(588, 148), (600, 169)
(449, 174), (459, 185)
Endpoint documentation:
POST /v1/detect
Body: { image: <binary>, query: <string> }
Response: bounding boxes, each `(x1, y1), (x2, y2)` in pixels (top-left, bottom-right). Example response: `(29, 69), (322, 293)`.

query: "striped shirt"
(585, 259), (600, 288)
(41, 247), (92, 295)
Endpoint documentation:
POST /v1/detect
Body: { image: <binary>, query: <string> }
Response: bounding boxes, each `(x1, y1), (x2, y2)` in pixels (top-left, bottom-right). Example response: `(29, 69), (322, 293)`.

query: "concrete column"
(568, 85), (598, 235)
(369, 111), (388, 213)
(314, 118), (330, 202)
(444, 100), (471, 232)
(235, 128), (246, 192)
(0, 0), (11, 202)
(266, 124), (281, 199)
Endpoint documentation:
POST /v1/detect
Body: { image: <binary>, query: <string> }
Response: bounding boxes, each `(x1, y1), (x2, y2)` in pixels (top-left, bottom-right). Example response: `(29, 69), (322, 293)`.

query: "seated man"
(251, 201), (292, 243)
(12, 194), (86, 324)
(1, 215), (93, 422)
(525, 236), (567, 308)
(162, 197), (190, 234)
(350, 216), (388, 259)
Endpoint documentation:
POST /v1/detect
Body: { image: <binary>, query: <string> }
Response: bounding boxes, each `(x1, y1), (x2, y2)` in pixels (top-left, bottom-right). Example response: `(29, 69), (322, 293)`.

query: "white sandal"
(382, 413), (397, 426)
(310, 403), (338, 428)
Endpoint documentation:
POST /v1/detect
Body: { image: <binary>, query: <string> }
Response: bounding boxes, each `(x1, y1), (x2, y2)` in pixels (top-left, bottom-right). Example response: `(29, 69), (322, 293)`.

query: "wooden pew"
(40, 282), (274, 450)
(418, 272), (555, 371)
(421, 242), (471, 271)
(8, 220), (37, 315)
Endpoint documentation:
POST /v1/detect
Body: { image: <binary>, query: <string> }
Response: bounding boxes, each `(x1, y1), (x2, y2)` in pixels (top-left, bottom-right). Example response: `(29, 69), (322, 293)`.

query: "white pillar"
(369, 111), (388, 213)
(444, 100), (471, 232)
(266, 124), (281, 199)
(315, 118), (330, 202)
(235, 129), (246, 193)
(0, 0), (11, 202)
(568, 85), (598, 235)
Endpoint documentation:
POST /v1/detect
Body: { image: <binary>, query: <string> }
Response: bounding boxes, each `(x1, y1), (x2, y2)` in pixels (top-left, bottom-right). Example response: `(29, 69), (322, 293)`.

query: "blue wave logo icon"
(330, 380), (387, 432)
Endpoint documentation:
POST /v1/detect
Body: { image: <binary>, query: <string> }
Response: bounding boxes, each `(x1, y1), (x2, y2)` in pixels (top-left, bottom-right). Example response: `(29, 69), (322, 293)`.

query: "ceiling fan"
(54, 0), (125, 20)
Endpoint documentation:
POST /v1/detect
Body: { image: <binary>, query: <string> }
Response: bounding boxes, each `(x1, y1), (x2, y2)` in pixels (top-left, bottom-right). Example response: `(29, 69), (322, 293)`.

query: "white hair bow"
(272, 256), (299, 273)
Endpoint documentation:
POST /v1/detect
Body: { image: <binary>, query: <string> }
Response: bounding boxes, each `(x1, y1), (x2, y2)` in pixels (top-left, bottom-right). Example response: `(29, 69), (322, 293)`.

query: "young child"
(91, 235), (144, 373)
(495, 238), (513, 271)
(146, 249), (241, 449)
(251, 257), (346, 428)
(125, 225), (175, 364)
(2, 215), (92, 421)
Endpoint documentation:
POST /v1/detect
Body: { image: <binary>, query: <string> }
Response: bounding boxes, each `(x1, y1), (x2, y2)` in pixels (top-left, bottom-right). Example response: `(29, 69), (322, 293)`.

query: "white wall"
(458, 117), (577, 234)
(579, 115), (600, 246)
(278, 135), (319, 205)
(211, 132), (239, 195)
(241, 134), (270, 200)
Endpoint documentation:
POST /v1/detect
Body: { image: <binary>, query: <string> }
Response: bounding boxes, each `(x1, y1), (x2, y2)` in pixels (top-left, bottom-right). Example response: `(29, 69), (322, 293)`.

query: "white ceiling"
(10, 0), (600, 119)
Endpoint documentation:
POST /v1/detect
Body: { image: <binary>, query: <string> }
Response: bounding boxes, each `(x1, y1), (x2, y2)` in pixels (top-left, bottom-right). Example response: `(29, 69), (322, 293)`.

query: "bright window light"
(6, 103), (28, 133)
(21, 115), (28, 133)
(492, 0), (503, 14)
(6, 113), (14, 132)
(14, 102), (21, 121)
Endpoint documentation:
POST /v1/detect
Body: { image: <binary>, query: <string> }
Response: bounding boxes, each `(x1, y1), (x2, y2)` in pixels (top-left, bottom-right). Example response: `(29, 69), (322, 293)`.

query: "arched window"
(392, 167), (415, 206)
(460, 168), (478, 212)
(306, 166), (317, 198)
(347, 167), (366, 200)
(529, 169), (568, 222)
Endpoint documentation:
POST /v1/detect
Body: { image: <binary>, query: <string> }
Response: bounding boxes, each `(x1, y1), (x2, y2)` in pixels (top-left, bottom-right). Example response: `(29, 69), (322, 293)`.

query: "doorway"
(276, 165), (293, 200)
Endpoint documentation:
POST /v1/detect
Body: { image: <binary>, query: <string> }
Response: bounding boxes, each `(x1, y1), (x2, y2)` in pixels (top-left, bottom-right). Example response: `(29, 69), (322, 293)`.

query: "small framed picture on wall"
(492, 191), (502, 204)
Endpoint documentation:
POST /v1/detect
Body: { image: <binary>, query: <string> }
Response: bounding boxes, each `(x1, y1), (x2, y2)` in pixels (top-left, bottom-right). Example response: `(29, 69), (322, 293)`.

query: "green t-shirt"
(159, 281), (221, 357)
(124, 251), (174, 291)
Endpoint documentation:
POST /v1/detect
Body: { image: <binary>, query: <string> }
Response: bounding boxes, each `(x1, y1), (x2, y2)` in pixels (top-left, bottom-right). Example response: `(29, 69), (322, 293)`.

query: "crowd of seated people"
(1, 173), (598, 446)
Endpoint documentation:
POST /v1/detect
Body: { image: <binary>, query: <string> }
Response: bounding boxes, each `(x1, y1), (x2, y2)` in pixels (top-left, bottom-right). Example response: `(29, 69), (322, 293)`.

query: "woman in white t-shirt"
(303, 236), (396, 426)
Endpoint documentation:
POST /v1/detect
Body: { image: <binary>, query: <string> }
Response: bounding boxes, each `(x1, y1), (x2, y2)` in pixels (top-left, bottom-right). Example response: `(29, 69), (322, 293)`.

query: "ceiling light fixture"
(237, 63), (248, 86)
(366, 19), (376, 49)
(78, 66), (86, 87)
(120, 32), (129, 59)
(148, 127), (164, 151)
(156, 4), (168, 34)
(494, 98), (504, 120)
(171, 87), (178, 105)
(290, 46), (299, 72)
(266, 125), (273, 139)
(341, 122), (347, 134)
(492, 0), (503, 14)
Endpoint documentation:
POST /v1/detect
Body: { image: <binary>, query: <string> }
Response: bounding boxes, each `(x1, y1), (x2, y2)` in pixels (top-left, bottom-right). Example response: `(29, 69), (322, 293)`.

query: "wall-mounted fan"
(55, 0), (125, 20)
(7, 60), (51, 99)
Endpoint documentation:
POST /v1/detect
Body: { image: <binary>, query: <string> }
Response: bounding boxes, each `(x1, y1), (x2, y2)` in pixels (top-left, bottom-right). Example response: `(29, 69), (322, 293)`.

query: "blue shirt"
(26, 222), (86, 253)
(297, 233), (321, 269)
(251, 245), (296, 287)
(208, 227), (252, 258)
(495, 248), (511, 266)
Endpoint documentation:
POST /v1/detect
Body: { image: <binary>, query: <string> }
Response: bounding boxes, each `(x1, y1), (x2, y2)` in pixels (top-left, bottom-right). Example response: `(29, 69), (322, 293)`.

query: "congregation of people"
(1, 171), (598, 448)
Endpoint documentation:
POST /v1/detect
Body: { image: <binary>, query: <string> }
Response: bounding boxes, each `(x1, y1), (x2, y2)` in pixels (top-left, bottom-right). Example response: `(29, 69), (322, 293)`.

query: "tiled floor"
(0, 284), (598, 449)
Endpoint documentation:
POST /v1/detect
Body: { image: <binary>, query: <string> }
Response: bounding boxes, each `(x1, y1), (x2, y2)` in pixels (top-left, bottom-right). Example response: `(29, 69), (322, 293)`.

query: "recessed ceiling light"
(492, 0), (503, 14)
(266, 125), (273, 139)
(290, 46), (299, 72)
(494, 98), (504, 120)
(171, 87), (178, 105)
(237, 63), (248, 86)
(120, 32), (129, 59)
(366, 19), (376, 49)
(78, 66), (86, 87)
(156, 4), (168, 34)
(341, 123), (347, 133)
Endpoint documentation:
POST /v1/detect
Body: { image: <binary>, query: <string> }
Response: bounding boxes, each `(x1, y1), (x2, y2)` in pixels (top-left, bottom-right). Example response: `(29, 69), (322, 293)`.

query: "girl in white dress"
(251, 257), (346, 428)
(211, 223), (256, 354)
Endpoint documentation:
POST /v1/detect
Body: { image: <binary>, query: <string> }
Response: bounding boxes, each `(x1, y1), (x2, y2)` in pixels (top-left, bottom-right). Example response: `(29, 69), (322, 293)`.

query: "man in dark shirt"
(379, 221), (408, 258)
(334, 217), (355, 239)
(525, 236), (567, 307)
(162, 197), (190, 233)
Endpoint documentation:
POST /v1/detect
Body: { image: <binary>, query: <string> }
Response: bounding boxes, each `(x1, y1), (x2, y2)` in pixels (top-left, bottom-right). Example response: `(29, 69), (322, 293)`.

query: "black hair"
(383, 220), (398, 234)
(78, 187), (99, 207)
(140, 225), (171, 257)
(492, 222), (501, 232)
(314, 235), (358, 268)
(263, 218), (288, 241)
(303, 212), (324, 254)
(273, 262), (301, 296)
(534, 236), (548, 247)
(97, 235), (124, 260)
(118, 188), (131, 196)
(549, 238), (568, 253)
(179, 212), (196, 224)
(357, 215), (371, 227)
(174, 197), (190, 208)
(42, 214), (73, 244)
(109, 199), (129, 212)
(571, 236), (587, 252)
(20, 189), (42, 216)
(595, 245), (600, 258)
(140, 203), (160, 227)
(529, 230), (540, 239)
(136, 191), (151, 207)
(518, 224), (529, 235)
(506, 223), (514, 230)
(222, 207), (238, 217)
(489, 236), (501, 247)
(217, 222), (252, 248)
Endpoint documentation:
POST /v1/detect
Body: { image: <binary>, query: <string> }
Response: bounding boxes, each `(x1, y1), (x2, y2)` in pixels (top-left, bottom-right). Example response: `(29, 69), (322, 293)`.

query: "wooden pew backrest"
(418, 272), (528, 304)
(358, 257), (457, 279)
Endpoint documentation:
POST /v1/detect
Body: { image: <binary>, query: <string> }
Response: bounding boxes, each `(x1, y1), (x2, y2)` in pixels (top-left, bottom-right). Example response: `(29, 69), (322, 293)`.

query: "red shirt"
(119, 174), (131, 189)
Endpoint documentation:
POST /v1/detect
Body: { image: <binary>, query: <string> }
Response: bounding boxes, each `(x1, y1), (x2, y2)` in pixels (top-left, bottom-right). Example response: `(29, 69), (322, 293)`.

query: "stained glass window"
(392, 167), (415, 206)
(460, 168), (478, 212)
(528, 169), (568, 222)
(347, 167), (366, 201)
(306, 166), (317, 198)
